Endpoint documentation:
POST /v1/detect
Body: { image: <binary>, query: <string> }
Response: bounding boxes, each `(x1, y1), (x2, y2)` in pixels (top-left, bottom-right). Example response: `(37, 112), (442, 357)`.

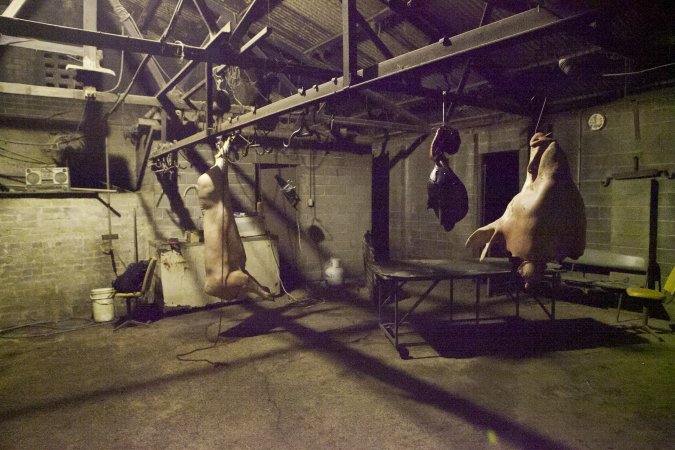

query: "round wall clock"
(588, 113), (606, 131)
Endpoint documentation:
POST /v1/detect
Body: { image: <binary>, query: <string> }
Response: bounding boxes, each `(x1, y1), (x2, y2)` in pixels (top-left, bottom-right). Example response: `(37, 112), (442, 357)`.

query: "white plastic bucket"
(324, 258), (344, 286)
(90, 288), (115, 322)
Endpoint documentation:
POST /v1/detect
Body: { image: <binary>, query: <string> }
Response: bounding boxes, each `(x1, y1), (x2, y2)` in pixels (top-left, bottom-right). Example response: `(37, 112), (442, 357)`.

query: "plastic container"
(90, 288), (115, 322)
(324, 258), (344, 286)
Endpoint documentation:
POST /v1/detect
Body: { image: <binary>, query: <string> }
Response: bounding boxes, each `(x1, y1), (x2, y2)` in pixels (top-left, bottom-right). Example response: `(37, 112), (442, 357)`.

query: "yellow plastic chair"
(617, 266), (675, 340)
(113, 257), (157, 331)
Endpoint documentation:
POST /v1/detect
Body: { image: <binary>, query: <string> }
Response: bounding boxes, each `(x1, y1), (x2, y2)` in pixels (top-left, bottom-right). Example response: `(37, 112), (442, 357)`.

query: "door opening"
(481, 150), (520, 258)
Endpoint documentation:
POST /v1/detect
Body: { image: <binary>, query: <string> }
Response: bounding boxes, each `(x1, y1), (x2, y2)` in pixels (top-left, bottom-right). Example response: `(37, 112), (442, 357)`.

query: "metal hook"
(283, 127), (302, 148)
(442, 91), (447, 126)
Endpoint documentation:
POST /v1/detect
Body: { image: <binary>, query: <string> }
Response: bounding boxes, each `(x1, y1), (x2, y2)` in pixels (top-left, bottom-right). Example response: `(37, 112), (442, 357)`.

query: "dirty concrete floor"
(1, 280), (673, 450)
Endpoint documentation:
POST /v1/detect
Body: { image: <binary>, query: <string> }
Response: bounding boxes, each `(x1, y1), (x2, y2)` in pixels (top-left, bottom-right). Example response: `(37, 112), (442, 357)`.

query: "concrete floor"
(1, 281), (673, 450)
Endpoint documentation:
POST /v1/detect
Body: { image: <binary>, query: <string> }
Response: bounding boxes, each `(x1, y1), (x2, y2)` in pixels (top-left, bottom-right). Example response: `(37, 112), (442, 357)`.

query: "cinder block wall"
(0, 94), (154, 326)
(0, 194), (156, 326)
(389, 87), (675, 286)
(148, 144), (373, 284)
(388, 119), (529, 260)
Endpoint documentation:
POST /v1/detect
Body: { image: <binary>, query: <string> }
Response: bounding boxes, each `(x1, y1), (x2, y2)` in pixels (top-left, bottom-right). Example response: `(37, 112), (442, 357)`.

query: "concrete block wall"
(0, 91), (152, 325)
(147, 144), (373, 284)
(388, 87), (674, 286)
(389, 119), (531, 260)
(549, 88), (675, 281)
(0, 194), (157, 327)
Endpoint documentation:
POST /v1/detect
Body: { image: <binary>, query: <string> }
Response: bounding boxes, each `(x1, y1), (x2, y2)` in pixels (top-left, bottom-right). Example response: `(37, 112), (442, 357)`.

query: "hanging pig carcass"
(465, 132), (586, 286)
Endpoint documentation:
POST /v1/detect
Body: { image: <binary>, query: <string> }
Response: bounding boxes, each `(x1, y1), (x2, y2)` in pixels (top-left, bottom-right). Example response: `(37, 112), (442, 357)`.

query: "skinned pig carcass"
(427, 127), (469, 231)
(197, 137), (272, 300)
(465, 132), (586, 285)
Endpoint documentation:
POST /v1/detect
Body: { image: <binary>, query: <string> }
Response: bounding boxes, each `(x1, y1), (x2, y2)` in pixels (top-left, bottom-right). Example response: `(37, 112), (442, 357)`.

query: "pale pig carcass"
(465, 132), (586, 286)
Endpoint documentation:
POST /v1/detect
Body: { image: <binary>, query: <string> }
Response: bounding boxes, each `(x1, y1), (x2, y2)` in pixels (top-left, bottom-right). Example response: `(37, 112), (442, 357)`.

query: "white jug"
(325, 257), (344, 286)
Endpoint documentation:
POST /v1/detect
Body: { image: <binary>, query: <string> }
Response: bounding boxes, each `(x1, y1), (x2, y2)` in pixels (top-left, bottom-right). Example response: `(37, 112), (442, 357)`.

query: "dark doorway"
(481, 150), (520, 258)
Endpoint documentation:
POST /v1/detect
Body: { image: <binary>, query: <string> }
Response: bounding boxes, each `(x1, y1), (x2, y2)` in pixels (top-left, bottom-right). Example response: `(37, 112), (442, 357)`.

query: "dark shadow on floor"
(411, 317), (648, 359)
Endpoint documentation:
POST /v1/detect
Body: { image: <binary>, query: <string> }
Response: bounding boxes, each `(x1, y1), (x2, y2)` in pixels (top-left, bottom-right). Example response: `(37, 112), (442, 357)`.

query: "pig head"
(465, 133), (586, 284)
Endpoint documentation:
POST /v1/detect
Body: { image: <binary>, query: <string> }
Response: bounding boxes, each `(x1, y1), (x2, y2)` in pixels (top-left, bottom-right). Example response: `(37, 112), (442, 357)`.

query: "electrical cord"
(0, 318), (106, 338)
(602, 62), (675, 77)
(175, 309), (229, 367)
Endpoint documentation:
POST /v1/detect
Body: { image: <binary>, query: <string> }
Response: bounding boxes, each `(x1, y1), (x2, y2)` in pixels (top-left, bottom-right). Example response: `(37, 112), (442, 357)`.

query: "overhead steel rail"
(150, 6), (597, 159)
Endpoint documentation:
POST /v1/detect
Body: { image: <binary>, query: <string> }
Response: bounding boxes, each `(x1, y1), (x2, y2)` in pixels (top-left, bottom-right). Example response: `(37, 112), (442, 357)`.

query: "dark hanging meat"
(426, 127), (467, 231)
(427, 162), (468, 231)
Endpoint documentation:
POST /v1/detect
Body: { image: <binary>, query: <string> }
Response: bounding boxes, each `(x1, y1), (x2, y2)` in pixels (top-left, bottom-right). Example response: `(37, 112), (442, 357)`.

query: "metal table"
(370, 259), (554, 357)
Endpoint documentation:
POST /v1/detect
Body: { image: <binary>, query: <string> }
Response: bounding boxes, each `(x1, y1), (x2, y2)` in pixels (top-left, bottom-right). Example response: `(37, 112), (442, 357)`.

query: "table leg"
(449, 279), (454, 321)
(394, 282), (399, 348)
(475, 278), (480, 324)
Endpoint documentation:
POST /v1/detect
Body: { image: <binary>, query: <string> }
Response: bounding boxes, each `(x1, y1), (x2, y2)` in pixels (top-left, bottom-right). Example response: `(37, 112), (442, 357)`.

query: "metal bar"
(319, 113), (429, 133)
(106, 0), (167, 94)
(239, 26), (269, 55)
(359, 89), (427, 126)
(0, 35), (84, 56)
(155, 31), (215, 98)
(156, 60), (200, 98)
(250, 46), (296, 94)
(229, 0), (268, 45)
(1, 0), (28, 17)
(397, 280), (440, 325)
(342, 0), (357, 86)
(192, 0), (219, 35)
(393, 278), (399, 347)
(353, 7), (394, 59)
(303, 8), (394, 57)
(152, 7), (596, 157)
(0, 16), (204, 60)
(0, 82), (160, 106)
(205, 62), (214, 131)
(138, 0), (162, 32)
(136, 131), (155, 189)
(181, 79), (206, 100)
(445, 1), (493, 121)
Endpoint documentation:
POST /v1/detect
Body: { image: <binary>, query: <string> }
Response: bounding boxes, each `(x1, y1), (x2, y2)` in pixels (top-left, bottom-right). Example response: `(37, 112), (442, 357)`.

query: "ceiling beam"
(0, 35), (84, 56)
(105, 0), (167, 94)
(317, 113), (429, 133)
(137, 0), (162, 33)
(152, 6), (597, 158)
(353, 8), (395, 60)
(343, 0), (357, 86)
(303, 8), (394, 58)
(229, 0), (272, 45)
(0, 15), (336, 78)
(1, 0), (28, 17)
(192, 0), (219, 35)
(0, 16), (205, 60)
(0, 81), (160, 106)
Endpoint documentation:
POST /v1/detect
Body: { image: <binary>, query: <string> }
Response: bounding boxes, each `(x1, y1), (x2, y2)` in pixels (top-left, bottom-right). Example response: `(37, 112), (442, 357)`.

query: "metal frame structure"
(0, 1), (596, 160)
(151, 6), (596, 159)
